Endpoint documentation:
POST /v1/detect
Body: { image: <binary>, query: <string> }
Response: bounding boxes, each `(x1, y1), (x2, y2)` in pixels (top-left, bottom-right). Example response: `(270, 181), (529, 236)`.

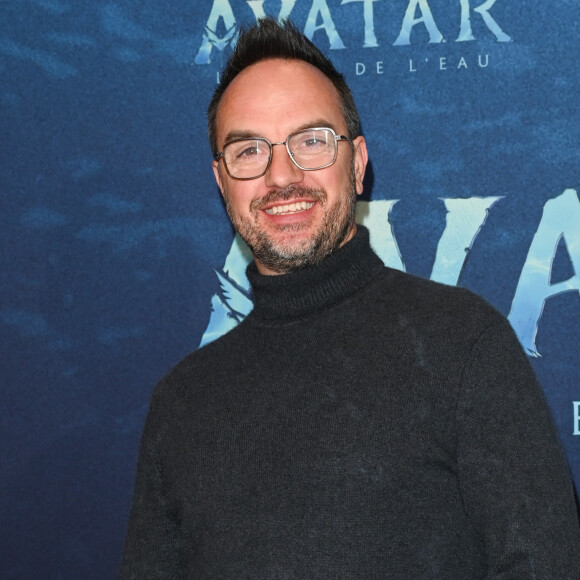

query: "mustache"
(250, 186), (327, 212)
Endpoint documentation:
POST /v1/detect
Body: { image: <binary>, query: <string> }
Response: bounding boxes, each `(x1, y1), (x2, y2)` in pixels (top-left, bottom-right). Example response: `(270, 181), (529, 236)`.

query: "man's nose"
(263, 143), (303, 189)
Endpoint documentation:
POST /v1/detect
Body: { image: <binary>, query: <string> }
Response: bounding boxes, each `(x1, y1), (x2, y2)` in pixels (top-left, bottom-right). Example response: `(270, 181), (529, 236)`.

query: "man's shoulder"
(151, 320), (251, 403)
(377, 266), (500, 321)
(366, 266), (519, 353)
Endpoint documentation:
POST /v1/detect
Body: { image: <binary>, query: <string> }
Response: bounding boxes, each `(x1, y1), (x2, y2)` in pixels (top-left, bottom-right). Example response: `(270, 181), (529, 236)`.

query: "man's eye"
(293, 131), (330, 152)
(296, 137), (325, 151)
(237, 145), (259, 158)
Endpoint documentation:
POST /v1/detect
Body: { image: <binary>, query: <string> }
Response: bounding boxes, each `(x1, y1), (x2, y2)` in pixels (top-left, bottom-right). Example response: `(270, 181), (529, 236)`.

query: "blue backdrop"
(2, 1), (579, 578)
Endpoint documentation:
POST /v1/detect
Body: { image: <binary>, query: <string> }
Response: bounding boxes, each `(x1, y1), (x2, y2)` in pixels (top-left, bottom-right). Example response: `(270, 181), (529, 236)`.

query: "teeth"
(265, 201), (314, 215)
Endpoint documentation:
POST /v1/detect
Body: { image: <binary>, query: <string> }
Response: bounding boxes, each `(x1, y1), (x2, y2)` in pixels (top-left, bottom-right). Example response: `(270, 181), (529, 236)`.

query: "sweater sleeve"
(456, 313), (580, 578)
(119, 384), (184, 579)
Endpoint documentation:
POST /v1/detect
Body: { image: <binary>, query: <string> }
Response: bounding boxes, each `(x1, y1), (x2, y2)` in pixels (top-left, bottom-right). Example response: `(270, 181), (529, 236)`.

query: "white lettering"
(394, 0), (445, 46)
(304, 0), (346, 49)
(246, 0), (266, 19)
(440, 57), (447, 70)
(246, 0), (297, 21)
(574, 402), (580, 435)
(509, 189), (580, 357)
(430, 197), (502, 285)
(409, 58), (417, 72)
(341, 0), (379, 47)
(376, 61), (384, 74)
(194, 0), (238, 65)
(195, 0), (513, 66)
(355, 201), (405, 271)
(458, 0), (512, 42)
(356, 62), (366, 75)
(458, 0), (475, 41)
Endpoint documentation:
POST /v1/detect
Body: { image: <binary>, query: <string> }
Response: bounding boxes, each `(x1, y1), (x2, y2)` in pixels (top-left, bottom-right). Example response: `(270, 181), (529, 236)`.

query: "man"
(120, 18), (580, 578)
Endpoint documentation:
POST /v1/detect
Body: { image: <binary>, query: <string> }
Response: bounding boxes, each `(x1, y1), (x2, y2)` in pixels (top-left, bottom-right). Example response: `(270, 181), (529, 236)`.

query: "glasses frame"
(215, 127), (352, 181)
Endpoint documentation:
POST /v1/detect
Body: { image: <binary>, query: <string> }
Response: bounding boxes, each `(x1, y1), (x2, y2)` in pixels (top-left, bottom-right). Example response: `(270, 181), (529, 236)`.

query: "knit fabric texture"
(120, 226), (580, 579)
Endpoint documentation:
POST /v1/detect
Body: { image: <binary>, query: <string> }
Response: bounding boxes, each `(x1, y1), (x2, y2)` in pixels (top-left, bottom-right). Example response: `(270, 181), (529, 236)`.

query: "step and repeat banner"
(2, 1), (579, 577)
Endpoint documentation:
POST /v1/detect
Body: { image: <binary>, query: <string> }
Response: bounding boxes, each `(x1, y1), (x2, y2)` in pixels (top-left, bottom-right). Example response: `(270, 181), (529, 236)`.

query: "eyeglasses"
(215, 127), (351, 180)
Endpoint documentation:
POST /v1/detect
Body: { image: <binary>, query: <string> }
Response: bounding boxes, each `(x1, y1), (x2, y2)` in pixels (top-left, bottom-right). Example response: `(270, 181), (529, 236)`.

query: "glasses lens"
(288, 128), (335, 170)
(223, 139), (271, 179)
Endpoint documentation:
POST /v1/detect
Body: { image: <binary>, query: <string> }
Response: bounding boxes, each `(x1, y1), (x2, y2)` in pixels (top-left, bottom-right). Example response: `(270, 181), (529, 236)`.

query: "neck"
(246, 226), (384, 321)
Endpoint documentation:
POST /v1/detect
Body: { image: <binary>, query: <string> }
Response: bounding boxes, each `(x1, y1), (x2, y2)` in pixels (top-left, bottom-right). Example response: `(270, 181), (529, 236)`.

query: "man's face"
(212, 59), (368, 275)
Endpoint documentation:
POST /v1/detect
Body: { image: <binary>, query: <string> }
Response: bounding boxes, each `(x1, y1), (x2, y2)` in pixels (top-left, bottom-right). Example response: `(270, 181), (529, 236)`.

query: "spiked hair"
(207, 17), (360, 157)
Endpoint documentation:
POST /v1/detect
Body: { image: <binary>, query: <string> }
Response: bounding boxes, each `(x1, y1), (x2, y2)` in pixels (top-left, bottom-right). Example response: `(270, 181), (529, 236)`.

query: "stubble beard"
(224, 165), (358, 275)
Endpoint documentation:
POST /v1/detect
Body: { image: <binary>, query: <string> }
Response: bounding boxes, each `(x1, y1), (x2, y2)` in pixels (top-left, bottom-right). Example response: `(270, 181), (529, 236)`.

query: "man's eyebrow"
(294, 120), (337, 133)
(222, 120), (338, 146)
(222, 129), (261, 144)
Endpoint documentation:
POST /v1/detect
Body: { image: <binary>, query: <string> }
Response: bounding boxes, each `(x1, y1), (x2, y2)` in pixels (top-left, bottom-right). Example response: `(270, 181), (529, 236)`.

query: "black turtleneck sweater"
(120, 227), (580, 578)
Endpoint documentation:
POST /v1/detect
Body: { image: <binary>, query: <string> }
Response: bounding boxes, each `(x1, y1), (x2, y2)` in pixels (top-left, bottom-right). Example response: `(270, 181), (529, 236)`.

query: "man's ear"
(351, 136), (368, 196)
(212, 160), (225, 197)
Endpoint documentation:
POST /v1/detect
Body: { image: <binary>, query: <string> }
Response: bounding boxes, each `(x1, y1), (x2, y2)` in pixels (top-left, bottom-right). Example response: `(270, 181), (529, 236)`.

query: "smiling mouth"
(264, 201), (315, 216)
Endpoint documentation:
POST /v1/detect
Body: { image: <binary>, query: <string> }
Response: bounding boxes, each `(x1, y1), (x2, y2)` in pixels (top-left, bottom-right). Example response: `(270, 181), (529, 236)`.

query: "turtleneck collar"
(246, 226), (385, 321)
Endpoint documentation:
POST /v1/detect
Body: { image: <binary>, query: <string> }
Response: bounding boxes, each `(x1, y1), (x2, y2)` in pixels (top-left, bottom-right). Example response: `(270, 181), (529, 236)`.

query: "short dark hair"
(207, 17), (360, 157)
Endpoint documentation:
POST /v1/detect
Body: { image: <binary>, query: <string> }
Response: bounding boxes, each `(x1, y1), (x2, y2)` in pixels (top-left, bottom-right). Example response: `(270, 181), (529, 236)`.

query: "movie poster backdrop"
(1, 1), (579, 577)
